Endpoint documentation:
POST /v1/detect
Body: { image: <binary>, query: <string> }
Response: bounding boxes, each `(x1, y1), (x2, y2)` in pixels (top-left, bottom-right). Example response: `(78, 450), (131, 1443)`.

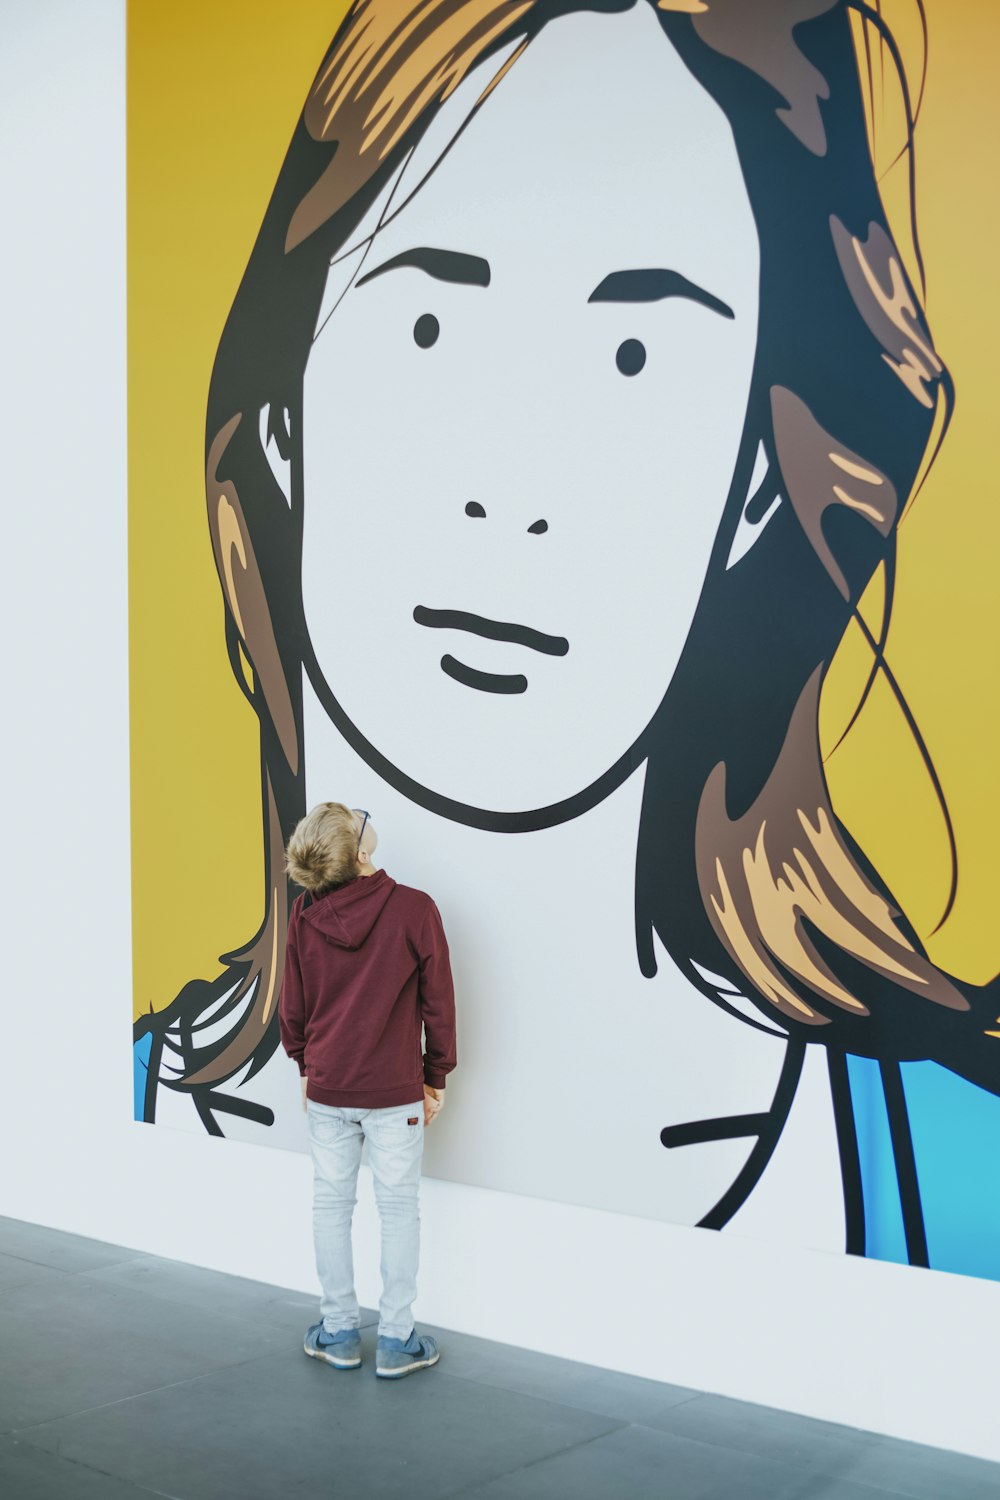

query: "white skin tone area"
(300, 4), (760, 816)
(215, 6), (847, 1237)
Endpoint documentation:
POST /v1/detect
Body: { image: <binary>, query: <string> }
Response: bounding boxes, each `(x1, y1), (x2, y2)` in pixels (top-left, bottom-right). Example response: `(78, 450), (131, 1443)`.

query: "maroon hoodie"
(278, 867), (457, 1108)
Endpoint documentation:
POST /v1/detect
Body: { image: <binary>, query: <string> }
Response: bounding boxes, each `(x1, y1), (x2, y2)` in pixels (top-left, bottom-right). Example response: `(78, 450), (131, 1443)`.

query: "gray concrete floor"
(1, 1216), (998, 1500)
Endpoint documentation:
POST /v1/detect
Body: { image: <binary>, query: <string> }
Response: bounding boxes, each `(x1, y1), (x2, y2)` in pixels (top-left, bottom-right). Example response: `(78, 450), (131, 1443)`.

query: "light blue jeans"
(306, 1098), (424, 1341)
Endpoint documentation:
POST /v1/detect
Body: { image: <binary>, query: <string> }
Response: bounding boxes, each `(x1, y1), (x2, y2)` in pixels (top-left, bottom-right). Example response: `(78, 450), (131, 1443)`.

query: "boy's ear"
(206, 415), (299, 775)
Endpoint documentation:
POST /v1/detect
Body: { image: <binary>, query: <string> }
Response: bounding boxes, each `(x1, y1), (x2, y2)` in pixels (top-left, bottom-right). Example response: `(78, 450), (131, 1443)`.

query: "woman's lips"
(413, 605), (569, 695)
(413, 605), (569, 655)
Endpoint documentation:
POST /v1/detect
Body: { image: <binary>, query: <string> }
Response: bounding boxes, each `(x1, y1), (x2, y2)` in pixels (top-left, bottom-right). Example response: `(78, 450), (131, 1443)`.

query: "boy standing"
(278, 802), (457, 1379)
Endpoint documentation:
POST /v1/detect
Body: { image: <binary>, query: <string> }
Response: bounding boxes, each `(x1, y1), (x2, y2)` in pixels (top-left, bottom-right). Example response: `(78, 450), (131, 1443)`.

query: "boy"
(278, 802), (457, 1379)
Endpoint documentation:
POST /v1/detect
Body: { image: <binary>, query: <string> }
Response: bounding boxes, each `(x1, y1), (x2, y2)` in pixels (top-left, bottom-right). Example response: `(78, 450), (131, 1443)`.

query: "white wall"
(3, 0), (1000, 1465)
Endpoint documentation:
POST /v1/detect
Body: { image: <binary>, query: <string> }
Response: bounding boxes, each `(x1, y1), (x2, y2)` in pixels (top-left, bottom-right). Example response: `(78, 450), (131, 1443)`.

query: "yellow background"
(128, 1), (999, 1021)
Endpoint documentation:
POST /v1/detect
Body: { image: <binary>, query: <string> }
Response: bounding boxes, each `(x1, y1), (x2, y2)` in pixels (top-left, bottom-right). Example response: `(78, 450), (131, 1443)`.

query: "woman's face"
(301, 5), (759, 819)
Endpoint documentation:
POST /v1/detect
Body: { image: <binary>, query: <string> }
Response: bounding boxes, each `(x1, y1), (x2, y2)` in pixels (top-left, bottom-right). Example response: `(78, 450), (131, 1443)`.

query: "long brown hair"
(144, 0), (996, 1119)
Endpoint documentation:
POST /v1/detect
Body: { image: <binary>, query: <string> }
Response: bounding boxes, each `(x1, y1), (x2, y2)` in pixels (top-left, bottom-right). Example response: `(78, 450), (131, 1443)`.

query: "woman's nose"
(464, 502), (548, 534)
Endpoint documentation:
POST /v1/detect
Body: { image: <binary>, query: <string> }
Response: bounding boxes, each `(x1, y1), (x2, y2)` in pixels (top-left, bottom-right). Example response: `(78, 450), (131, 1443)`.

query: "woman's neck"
(300, 673), (648, 884)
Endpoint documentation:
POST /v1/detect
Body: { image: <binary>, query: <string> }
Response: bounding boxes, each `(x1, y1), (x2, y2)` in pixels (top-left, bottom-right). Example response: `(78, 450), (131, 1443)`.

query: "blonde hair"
(285, 802), (361, 893)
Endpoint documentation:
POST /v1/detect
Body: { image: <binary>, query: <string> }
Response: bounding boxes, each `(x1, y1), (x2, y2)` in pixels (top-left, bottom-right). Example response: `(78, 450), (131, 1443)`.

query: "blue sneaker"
(303, 1322), (362, 1370)
(375, 1329), (440, 1379)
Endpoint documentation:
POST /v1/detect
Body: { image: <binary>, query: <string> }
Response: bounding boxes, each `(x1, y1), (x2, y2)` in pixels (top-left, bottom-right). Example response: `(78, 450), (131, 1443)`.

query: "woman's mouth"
(413, 605), (569, 695)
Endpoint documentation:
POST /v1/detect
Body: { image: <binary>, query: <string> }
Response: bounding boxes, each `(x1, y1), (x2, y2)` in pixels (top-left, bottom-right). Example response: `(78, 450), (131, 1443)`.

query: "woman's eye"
(413, 313), (439, 349)
(615, 338), (646, 376)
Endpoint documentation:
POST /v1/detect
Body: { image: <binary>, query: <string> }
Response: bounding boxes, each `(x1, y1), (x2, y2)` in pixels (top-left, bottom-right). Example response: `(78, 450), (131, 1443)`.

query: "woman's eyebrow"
(355, 246), (491, 289)
(588, 268), (734, 319)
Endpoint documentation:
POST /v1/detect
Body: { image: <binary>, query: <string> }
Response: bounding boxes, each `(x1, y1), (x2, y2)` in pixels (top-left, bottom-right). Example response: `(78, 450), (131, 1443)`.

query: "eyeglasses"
(352, 809), (370, 855)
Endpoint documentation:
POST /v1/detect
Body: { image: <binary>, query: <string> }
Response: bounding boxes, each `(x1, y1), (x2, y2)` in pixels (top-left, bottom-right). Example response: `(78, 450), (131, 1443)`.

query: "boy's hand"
(424, 1085), (444, 1127)
(301, 1075), (308, 1112)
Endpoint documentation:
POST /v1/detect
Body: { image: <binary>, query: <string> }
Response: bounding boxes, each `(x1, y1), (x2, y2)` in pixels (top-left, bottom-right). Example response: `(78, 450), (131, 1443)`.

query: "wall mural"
(131, 0), (1000, 1281)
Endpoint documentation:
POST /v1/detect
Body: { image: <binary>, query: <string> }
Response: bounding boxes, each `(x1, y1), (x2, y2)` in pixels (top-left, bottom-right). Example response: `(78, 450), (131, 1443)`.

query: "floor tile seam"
(0, 1249), (79, 1273)
(0, 1304), (291, 1357)
(48, 1276), (307, 1343)
(437, 1418), (632, 1500)
(657, 1423), (1000, 1498)
(0, 1275), (72, 1303)
(423, 1363), (630, 1418)
(844, 1475), (998, 1500)
(672, 1390), (888, 1446)
(841, 1483), (946, 1500)
(72, 1254), (154, 1275)
(2, 1435), (186, 1500)
(586, 1385), (708, 1429)
(563, 1418), (890, 1488)
(435, 1361), (703, 1428)
(6, 1345), (297, 1438)
(0, 1240), (148, 1268)
(146, 1298), (296, 1344)
(79, 1262), (298, 1295)
(72, 1269), (348, 1332)
(634, 1413), (923, 1483)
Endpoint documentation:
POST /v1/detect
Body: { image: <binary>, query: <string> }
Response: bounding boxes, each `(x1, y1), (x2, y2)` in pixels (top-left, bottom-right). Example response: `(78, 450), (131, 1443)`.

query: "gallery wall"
(3, 0), (1000, 1465)
(127, 0), (1000, 1286)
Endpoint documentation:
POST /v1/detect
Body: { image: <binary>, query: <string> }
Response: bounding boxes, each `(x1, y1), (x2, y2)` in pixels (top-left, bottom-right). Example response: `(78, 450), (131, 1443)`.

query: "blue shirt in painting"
(847, 1055), (1000, 1281)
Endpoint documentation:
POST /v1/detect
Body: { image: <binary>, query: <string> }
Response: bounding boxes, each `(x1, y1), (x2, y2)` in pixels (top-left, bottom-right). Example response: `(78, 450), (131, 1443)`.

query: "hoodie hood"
(302, 868), (397, 951)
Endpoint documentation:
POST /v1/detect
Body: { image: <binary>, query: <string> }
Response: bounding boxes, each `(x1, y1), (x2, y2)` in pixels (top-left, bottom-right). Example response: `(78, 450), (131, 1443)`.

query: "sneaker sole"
(375, 1351), (441, 1379)
(304, 1342), (362, 1370)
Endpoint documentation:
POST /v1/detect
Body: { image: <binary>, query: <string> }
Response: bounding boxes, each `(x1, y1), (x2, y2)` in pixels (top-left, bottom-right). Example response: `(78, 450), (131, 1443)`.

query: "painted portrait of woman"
(133, 0), (1000, 1280)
